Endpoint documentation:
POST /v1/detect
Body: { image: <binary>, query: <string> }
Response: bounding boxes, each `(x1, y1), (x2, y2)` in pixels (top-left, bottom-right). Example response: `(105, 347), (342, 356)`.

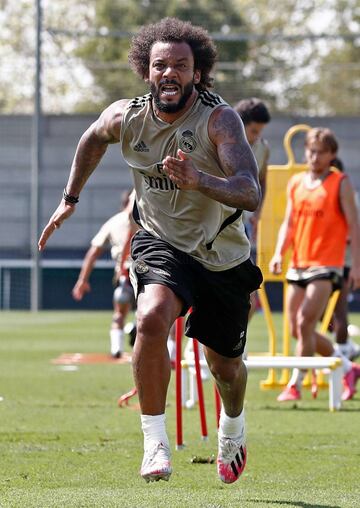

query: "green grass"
(0, 311), (360, 507)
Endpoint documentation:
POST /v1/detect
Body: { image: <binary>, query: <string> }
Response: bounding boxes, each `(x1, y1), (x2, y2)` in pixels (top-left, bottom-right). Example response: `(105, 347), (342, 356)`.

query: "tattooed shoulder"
(210, 106), (243, 142)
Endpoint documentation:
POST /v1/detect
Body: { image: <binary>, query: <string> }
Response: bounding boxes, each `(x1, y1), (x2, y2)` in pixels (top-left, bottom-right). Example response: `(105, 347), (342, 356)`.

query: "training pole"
(192, 338), (208, 440)
(175, 317), (184, 449)
(214, 384), (221, 428)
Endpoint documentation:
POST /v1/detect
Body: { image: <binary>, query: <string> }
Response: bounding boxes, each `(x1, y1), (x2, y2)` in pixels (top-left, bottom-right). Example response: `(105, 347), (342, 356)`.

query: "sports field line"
(51, 352), (132, 364)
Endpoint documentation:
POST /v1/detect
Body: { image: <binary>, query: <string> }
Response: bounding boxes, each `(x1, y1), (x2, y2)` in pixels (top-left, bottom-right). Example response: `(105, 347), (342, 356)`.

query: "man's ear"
(193, 70), (201, 84)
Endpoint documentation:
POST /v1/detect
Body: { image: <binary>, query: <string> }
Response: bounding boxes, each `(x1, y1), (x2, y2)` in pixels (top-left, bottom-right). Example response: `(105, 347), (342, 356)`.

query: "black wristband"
(63, 188), (79, 204)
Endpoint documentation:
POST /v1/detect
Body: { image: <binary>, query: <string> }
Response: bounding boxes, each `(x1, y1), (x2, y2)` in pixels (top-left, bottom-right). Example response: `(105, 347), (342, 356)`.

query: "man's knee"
(136, 285), (182, 340)
(136, 303), (172, 339)
(207, 355), (244, 385)
(297, 309), (317, 336)
(112, 311), (125, 329)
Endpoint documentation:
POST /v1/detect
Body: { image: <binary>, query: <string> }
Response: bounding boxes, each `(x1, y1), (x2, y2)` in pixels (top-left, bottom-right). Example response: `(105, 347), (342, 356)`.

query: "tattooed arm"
(38, 99), (129, 250)
(162, 105), (260, 210)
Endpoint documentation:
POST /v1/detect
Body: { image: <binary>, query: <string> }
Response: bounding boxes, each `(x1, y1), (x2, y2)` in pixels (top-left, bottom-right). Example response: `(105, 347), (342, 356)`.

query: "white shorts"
(286, 266), (343, 290)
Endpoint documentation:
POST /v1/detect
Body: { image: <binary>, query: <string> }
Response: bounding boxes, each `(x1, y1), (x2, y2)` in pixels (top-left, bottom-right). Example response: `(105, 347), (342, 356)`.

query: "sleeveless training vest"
(120, 91), (250, 271)
(288, 170), (347, 268)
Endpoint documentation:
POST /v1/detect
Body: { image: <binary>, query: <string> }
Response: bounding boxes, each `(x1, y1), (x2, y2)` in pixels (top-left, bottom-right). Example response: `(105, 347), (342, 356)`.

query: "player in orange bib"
(269, 127), (360, 402)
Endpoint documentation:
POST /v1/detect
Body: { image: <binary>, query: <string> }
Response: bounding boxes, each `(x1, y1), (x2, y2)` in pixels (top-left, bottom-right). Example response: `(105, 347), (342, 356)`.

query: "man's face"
(244, 121), (266, 146)
(305, 140), (335, 174)
(148, 41), (200, 114)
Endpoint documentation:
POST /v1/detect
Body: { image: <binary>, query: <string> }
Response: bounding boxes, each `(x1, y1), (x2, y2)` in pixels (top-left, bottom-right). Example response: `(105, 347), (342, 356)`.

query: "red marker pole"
(175, 317), (184, 449)
(193, 338), (208, 440)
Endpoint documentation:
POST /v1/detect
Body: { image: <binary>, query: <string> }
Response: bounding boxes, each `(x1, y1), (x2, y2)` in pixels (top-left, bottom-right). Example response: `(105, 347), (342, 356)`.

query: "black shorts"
(130, 230), (263, 358)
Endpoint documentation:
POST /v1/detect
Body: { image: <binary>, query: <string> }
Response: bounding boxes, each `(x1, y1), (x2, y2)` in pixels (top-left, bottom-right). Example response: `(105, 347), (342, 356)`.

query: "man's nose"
(163, 65), (177, 78)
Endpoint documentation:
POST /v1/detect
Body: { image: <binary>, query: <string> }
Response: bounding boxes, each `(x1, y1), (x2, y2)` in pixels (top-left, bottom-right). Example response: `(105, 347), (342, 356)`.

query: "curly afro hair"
(128, 17), (217, 91)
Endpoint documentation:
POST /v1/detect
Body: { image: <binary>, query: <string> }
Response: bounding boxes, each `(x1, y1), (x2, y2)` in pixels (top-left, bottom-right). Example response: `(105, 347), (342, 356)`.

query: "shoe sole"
(111, 352), (122, 359)
(142, 471), (172, 483)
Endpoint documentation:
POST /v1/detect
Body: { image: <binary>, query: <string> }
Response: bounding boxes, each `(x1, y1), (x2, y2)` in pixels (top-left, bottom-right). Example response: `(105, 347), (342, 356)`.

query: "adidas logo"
(134, 140), (149, 152)
(233, 332), (245, 351)
(230, 446), (246, 477)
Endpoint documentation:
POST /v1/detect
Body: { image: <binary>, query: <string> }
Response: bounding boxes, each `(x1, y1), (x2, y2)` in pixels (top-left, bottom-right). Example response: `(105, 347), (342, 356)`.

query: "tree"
(74, 0), (248, 111)
(232, 0), (360, 115)
(0, 0), (35, 113)
(1, 0), (359, 115)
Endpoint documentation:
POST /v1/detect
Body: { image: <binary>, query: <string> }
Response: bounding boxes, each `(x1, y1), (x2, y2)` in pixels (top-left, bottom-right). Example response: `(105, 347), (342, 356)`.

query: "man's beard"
(151, 80), (194, 114)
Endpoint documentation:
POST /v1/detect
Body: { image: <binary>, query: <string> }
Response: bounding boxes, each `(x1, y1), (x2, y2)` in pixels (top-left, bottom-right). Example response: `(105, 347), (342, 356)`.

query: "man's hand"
(162, 149), (201, 190)
(38, 201), (76, 251)
(349, 267), (360, 291)
(269, 254), (283, 275)
(72, 279), (91, 301)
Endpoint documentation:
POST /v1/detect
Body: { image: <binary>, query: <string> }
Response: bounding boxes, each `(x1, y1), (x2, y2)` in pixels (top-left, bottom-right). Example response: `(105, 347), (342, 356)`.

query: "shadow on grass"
(260, 404), (360, 413)
(247, 499), (340, 508)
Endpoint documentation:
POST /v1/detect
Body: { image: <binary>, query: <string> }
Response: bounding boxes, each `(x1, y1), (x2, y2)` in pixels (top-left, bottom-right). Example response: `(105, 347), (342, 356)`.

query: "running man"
(328, 157), (360, 360)
(269, 127), (360, 402)
(234, 98), (271, 319)
(234, 98), (271, 245)
(72, 190), (137, 358)
(38, 17), (263, 484)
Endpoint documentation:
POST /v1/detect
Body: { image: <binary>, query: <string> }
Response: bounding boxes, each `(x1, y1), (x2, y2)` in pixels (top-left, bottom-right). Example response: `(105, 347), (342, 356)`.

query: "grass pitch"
(0, 311), (360, 507)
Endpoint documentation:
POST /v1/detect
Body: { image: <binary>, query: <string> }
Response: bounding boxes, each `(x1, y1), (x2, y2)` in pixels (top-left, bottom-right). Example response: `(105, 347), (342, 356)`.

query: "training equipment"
(140, 441), (172, 483)
(181, 338), (210, 409)
(113, 276), (133, 304)
(348, 324), (360, 337)
(118, 387), (137, 407)
(175, 316), (209, 449)
(177, 354), (344, 450)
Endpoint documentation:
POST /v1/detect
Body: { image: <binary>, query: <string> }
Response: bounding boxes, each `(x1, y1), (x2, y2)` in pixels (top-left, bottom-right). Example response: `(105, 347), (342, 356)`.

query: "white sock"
(167, 337), (176, 361)
(219, 407), (245, 439)
(110, 329), (124, 355)
(332, 347), (352, 374)
(288, 368), (305, 390)
(141, 414), (169, 448)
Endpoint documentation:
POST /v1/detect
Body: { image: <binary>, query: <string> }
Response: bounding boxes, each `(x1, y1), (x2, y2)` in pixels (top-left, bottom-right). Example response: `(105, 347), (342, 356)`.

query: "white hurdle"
(181, 356), (343, 411)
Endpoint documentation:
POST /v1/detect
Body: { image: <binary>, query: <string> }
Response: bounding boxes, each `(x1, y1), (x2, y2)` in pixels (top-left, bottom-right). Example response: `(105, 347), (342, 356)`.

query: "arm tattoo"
(66, 128), (109, 195)
(198, 108), (260, 210)
(198, 170), (260, 211)
(212, 108), (241, 143)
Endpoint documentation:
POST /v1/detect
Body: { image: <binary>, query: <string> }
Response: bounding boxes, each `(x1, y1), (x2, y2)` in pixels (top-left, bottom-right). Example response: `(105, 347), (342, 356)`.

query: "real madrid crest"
(135, 259), (149, 274)
(179, 130), (197, 153)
